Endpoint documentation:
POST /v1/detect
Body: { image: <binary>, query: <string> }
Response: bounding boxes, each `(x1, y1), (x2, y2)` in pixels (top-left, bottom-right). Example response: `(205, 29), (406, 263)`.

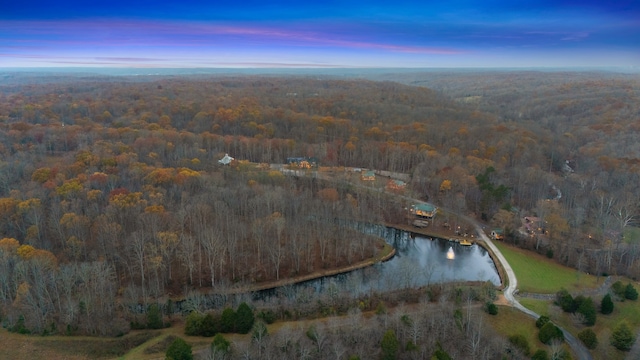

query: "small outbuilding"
(361, 170), (376, 181)
(386, 179), (407, 192)
(490, 229), (504, 240)
(218, 153), (234, 165)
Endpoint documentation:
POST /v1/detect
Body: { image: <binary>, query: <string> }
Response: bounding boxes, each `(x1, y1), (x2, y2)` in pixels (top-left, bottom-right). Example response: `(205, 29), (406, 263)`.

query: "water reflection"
(446, 246), (455, 260)
(289, 227), (500, 297)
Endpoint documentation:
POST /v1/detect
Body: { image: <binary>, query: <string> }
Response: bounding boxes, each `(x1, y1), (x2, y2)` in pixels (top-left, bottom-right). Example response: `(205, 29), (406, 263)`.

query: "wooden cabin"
(361, 170), (376, 181)
(411, 203), (437, 219)
(386, 179), (407, 192)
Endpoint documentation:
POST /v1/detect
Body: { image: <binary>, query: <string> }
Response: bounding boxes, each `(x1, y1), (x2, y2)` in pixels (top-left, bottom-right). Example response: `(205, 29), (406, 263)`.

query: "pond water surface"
(278, 226), (501, 297)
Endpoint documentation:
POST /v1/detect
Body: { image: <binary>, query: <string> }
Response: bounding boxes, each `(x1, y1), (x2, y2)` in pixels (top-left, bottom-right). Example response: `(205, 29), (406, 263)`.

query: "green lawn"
(518, 298), (550, 316)
(515, 280), (640, 360)
(494, 242), (600, 293)
(544, 295), (640, 360)
(487, 306), (564, 356)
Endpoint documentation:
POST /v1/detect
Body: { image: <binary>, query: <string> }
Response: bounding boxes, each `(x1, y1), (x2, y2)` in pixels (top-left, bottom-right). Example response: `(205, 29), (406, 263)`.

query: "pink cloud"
(525, 31), (590, 41)
(1, 19), (464, 55)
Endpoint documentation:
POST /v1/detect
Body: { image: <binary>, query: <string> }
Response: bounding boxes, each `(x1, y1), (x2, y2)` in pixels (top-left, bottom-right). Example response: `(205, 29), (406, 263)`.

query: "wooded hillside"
(0, 72), (638, 335)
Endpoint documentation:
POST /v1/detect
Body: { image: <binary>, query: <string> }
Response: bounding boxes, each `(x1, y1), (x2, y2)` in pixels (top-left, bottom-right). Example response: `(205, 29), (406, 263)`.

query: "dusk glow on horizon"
(1, 0), (638, 68)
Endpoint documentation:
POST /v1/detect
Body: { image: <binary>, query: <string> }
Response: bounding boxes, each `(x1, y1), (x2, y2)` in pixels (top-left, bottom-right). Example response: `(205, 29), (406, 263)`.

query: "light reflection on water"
(293, 227), (501, 296)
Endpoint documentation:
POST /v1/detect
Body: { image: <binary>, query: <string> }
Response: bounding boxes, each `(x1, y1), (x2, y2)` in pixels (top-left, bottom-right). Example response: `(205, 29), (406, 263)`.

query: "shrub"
(258, 310), (276, 324)
(380, 329), (399, 360)
(235, 302), (255, 334)
(611, 281), (626, 299)
(166, 337), (193, 360)
(600, 294), (614, 314)
(485, 302), (498, 315)
(538, 322), (564, 345)
(507, 334), (530, 356)
(211, 333), (231, 354)
(375, 301), (387, 315)
(573, 294), (586, 310)
(611, 321), (636, 351)
(555, 289), (576, 313)
(482, 281), (497, 301)
(147, 303), (163, 329)
(432, 342), (452, 360)
(10, 315), (30, 334)
(405, 340), (418, 351)
(536, 315), (550, 329)
(531, 349), (549, 360)
(578, 328), (598, 349)
(220, 308), (236, 333)
(453, 309), (463, 331)
(130, 319), (147, 330)
(200, 313), (220, 337)
(576, 297), (596, 326)
(184, 312), (203, 336)
(625, 283), (638, 300)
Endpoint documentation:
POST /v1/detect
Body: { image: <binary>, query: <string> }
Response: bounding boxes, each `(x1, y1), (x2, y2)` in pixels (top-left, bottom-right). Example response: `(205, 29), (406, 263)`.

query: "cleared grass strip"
(493, 241), (600, 293)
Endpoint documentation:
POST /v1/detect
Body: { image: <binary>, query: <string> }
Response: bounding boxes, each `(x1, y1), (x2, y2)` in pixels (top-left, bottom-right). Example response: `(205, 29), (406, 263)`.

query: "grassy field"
(550, 295), (640, 360)
(494, 241), (601, 293)
(486, 305), (572, 357)
(517, 294), (640, 360)
(0, 329), (160, 360)
(518, 298), (551, 316)
(0, 324), (235, 360)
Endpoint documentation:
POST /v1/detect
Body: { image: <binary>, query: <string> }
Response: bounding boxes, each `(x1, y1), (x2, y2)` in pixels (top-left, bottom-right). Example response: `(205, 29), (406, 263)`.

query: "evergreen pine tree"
(536, 315), (550, 328)
(577, 297), (596, 326)
(220, 308), (236, 333)
(600, 294), (614, 315)
(578, 328), (598, 349)
(166, 337), (193, 360)
(147, 303), (163, 329)
(235, 302), (255, 334)
(200, 313), (219, 337)
(381, 329), (399, 360)
(539, 322), (564, 344)
(625, 283), (638, 300)
(611, 321), (636, 351)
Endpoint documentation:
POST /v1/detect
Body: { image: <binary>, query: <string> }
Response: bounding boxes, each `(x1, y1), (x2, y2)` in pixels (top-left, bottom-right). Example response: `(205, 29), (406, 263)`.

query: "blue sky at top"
(1, 0), (638, 68)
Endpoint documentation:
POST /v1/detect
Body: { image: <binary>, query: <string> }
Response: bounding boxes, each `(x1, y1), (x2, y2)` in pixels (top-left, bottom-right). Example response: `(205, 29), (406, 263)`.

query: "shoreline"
(221, 241), (396, 294)
(184, 220), (504, 299)
(387, 221), (507, 290)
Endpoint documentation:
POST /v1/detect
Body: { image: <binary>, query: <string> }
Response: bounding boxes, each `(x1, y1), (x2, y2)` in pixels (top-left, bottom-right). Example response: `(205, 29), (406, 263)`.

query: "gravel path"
(466, 219), (594, 360)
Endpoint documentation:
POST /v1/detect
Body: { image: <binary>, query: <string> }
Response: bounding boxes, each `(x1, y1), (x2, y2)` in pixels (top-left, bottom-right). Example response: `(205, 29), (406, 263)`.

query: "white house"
(218, 153), (234, 165)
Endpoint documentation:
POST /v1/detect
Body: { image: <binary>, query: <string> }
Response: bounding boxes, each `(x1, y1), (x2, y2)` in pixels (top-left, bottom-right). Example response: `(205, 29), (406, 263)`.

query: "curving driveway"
(470, 220), (593, 360)
(280, 167), (593, 359)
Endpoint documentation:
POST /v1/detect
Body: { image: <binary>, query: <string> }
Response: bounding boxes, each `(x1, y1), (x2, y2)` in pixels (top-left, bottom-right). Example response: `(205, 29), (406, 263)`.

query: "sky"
(1, 0), (638, 68)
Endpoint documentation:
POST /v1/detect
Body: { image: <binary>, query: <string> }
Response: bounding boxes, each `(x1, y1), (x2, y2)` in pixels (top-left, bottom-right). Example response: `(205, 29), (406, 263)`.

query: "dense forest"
(0, 72), (639, 345)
